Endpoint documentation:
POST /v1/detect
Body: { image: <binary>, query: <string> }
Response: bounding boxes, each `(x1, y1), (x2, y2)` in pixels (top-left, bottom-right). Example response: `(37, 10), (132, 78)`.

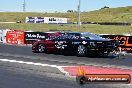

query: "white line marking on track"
(0, 58), (70, 76)
(0, 58), (57, 67)
(57, 66), (70, 76)
(0, 53), (132, 70)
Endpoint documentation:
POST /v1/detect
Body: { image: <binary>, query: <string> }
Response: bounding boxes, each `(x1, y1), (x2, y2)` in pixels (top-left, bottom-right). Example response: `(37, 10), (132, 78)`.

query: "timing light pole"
(77, 0), (81, 27)
(23, 0), (26, 12)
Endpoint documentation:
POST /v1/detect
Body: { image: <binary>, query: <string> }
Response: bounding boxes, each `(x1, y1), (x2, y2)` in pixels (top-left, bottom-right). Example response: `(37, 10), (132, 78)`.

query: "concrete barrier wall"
(1, 29), (132, 52)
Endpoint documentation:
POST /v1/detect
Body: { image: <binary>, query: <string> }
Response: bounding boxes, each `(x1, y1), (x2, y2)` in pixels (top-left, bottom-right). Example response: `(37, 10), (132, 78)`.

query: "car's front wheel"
(77, 45), (87, 57)
(37, 44), (46, 53)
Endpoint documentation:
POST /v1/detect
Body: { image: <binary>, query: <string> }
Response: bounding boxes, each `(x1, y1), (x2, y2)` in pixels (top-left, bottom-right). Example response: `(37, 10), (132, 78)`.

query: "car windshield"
(81, 32), (104, 40)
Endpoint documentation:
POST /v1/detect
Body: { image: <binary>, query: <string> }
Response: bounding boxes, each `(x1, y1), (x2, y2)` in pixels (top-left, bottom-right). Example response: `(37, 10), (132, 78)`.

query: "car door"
(45, 33), (60, 49)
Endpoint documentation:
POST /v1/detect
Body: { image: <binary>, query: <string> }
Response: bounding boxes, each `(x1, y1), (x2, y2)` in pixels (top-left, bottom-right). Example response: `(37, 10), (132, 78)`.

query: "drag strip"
(0, 57), (131, 88)
(0, 43), (132, 69)
(0, 43), (132, 88)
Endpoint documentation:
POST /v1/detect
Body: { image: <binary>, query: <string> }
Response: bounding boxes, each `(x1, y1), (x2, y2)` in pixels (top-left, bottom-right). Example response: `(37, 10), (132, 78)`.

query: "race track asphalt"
(0, 43), (132, 68)
(0, 43), (132, 88)
(1, 60), (131, 88)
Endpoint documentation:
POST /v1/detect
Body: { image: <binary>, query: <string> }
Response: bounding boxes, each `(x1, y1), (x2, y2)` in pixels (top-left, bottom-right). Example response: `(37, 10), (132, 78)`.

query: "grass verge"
(0, 23), (131, 34)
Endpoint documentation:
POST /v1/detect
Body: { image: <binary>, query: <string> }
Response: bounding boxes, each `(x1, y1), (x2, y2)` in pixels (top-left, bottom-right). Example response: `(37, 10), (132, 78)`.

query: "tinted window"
(68, 33), (80, 39)
(47, 33), (61, 40)
(55, 33), (80, 39)
(81, 33), (104, 40)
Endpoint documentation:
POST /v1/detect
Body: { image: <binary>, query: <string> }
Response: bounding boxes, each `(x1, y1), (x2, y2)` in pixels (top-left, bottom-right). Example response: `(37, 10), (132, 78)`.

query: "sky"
(0, 0), (132, 12)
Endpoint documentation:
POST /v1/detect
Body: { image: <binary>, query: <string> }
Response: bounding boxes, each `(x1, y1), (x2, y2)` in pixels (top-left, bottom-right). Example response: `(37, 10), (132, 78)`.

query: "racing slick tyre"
(77, 45), (87, 57)
(37, 44), (47, 53)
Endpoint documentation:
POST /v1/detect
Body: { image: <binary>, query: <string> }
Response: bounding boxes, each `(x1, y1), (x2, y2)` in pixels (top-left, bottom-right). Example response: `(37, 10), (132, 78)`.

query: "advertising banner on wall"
(25, 17), (35, 23)
(35, 17), (44, 23)
(44, 17), (68, 24)
(25, 17), (67, 24)
(102, 35), (132, 52)
(6, 31), (24, 45)
(24, 32), (46, 44)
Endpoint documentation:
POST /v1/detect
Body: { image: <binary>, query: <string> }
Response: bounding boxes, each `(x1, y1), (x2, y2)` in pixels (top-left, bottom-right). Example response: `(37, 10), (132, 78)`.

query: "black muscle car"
(54, 32), (119, 56)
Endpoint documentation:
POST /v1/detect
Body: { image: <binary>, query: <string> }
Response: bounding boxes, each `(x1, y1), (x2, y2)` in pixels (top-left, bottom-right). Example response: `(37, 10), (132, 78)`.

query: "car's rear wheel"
(37, 44), (46, 53)
(77, 45), (87, 57)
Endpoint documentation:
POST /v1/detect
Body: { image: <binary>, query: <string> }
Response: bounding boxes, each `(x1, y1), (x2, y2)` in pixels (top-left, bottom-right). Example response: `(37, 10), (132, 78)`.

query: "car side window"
(84, 36), (90, 39)
(68, 34), (80, 39)
(47, 33), (60, 40)
(81, 36), (90, 39)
